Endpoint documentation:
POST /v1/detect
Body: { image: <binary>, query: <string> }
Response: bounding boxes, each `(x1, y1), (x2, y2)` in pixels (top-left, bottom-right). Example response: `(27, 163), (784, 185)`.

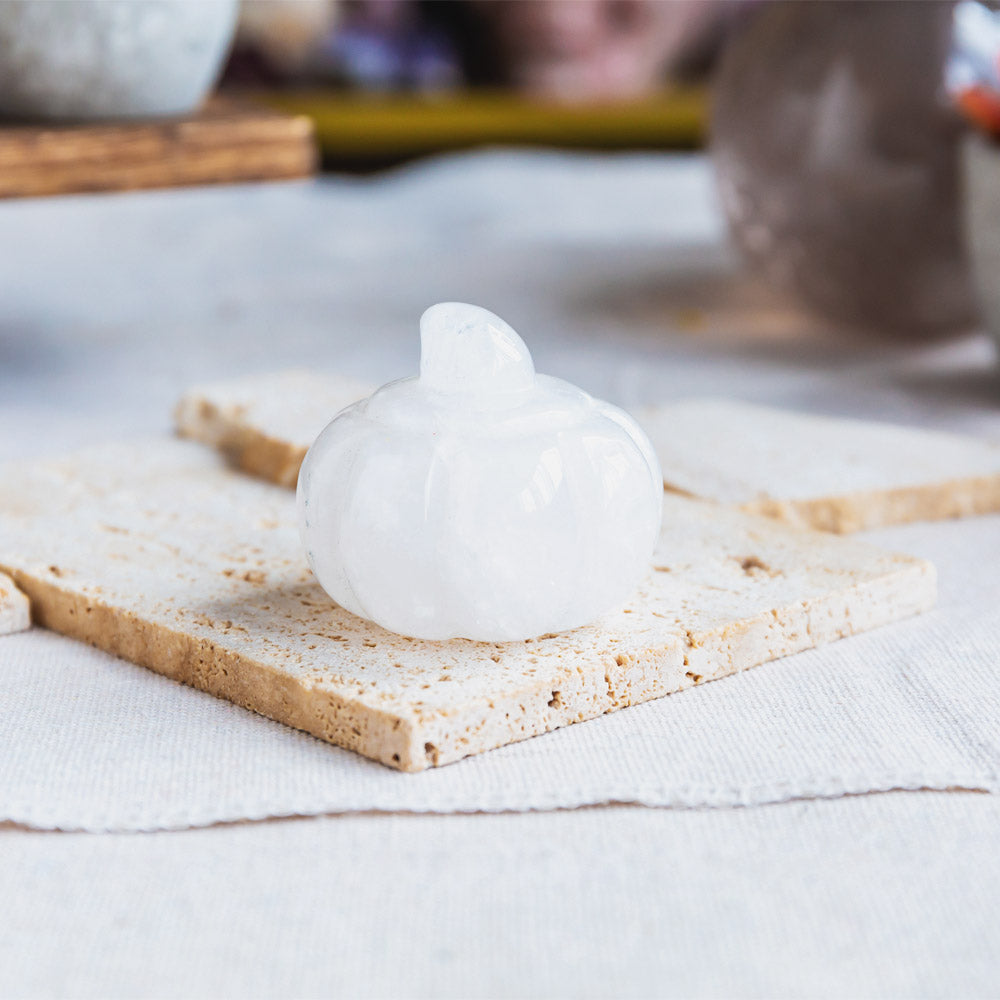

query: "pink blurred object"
(473, 0), (736, 99)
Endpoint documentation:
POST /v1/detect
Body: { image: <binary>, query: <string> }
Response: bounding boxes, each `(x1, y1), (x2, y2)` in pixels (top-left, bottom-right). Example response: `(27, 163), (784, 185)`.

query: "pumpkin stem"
(419, 302), (536, 396)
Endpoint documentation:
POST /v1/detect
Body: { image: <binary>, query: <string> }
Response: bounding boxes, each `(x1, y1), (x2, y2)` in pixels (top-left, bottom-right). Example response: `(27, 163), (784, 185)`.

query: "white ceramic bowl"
(0, 0), (238, 120)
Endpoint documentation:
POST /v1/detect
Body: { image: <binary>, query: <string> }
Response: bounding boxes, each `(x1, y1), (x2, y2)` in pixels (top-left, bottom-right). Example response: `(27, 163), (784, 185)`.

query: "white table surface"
(2, 151), (999, 998)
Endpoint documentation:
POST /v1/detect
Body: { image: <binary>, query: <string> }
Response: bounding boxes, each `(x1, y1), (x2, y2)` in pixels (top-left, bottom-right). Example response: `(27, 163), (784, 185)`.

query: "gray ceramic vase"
(0, 0), (239, 120)
(962, 132), (1000, 355)
(712, 1), (975, 338)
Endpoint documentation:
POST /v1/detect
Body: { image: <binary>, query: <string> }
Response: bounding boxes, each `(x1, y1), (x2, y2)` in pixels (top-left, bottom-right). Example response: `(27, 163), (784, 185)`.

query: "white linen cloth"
(1, 509), (998, 831)
(3, 793), (999, 999)
(1, 152), (999, 832)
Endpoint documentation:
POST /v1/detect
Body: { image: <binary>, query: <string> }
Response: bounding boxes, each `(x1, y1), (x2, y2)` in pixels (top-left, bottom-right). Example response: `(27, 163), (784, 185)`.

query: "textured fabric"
(1, 151), (999, 835)
(1, 509), (998, 831)
(2, 151), (1000, 998)
(3, 793), (999, 999)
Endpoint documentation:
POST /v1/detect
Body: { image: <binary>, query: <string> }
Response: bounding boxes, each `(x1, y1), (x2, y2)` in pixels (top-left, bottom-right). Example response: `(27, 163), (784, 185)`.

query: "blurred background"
(219, 0), (1000, 342)
(225, 0), (723, 166)
(2, 0), (1000, 428)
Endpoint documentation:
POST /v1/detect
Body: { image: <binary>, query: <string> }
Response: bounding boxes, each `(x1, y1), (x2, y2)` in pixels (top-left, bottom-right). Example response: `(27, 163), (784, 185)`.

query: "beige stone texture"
(640, 398), (1000, 533)
(175, 370), (372, 488)
(176, 374), (1000, 533)
(0, 571), (30, 635)
(0, 441), (935, 770)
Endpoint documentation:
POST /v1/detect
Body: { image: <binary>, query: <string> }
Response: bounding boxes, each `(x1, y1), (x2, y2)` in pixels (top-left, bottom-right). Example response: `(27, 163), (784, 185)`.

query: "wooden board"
(0, 440), (934, 771)
(0, 98), (316, 198)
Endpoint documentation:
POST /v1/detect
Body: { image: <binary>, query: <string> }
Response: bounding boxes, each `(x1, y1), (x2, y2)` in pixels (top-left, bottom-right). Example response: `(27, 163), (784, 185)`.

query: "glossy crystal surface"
(297, 303), (662, 641)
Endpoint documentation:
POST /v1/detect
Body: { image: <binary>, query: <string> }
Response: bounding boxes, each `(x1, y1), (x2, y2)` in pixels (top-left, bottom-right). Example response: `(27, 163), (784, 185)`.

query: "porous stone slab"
(640, 398), (1000, 533)
(0, 571), (30, 634)
(175, 372), (1000, 533)
(0, 440), (935, 770)
(175, 370), (373, 488)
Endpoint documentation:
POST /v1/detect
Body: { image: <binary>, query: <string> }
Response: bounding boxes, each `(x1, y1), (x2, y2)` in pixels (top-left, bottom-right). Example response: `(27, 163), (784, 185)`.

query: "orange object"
(957, 84), (1000, 137)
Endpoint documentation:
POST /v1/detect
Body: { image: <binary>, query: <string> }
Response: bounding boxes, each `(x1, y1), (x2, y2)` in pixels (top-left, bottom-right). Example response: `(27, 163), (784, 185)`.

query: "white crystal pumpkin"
(297, 303), (663, 642)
